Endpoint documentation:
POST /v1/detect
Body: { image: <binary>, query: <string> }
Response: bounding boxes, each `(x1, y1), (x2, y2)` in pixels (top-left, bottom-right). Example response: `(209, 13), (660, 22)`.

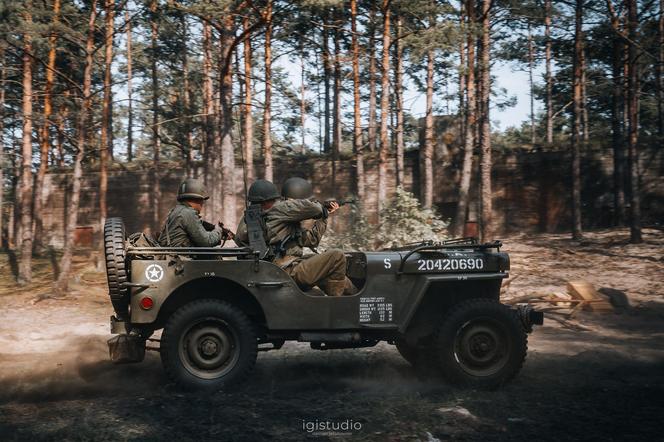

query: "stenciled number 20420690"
(416, 257), (484, 271)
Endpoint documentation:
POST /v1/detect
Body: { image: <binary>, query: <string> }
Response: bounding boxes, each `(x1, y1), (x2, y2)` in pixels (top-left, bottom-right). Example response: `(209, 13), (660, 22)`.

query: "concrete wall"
(35, 146), (664, 249)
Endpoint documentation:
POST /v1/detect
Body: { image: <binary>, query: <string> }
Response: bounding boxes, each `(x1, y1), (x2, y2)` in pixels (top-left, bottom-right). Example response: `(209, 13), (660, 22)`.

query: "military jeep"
(104, 217), (542, 390)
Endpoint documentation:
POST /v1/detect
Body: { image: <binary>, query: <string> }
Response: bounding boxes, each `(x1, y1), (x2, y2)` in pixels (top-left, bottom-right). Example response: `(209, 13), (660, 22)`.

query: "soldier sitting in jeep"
(158, 178), (233, 248)
(236, 178), (354, 296)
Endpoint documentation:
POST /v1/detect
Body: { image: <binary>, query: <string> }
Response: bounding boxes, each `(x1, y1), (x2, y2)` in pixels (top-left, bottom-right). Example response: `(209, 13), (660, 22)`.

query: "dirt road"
(1, 229), (663, 441)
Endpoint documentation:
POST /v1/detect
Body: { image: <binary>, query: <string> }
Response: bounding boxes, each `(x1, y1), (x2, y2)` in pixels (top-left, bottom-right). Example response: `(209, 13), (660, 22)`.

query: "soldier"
(236, 178), (353, 297)
(158, 178), (232, 247)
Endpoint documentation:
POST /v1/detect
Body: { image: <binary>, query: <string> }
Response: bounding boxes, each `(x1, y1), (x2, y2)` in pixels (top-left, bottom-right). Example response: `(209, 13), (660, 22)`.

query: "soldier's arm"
(234, 219), (250, 247)
(181, 210), (223, 247)
(277, 199), (325, 223)
(299, 218), (327, 248)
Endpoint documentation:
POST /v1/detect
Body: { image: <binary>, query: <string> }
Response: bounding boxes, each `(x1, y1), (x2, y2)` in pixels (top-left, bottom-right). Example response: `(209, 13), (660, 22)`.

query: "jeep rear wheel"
(104, 217), (129, 320)
(433, 299), (527, 389)
(160, 299), (257, 390)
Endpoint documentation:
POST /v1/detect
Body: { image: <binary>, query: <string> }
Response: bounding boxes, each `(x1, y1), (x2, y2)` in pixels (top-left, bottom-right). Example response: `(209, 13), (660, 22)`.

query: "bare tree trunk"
(377, 0), (391, 218)
(423, 49), (434, 208)
(332, 17), (342, 193)
(581, 45), (589, 142)
(18, 2), (34, 284)
(0, 43), (5, 248)
(181, 14), (193, 177)
(571, 0), (584, 240)
(150, 0), (160, 231)
(33, 0), (61, 251)
(479, 0), (493, 241)
(125, 5), (133, 162)
(56, 92), (67, 167)
(202, 20), (214, 184)
(527, 20), (535, 145)
(458, 3), (466, 140)
(54, 0), (97, 294)
(394, 13), (405, 188)
(220, 16), (237, 227)
(626, 0), (641, 243)
(351, 0), (365, 200)
(368, 5), (377, 153)
(262, 0), (273, 182)
(454, 0), (476, 237)
(609, 14), (625, 226)
(243, 16), (254, 181)
(545, 0), (553, 144)
(100, 0), (114, 234)
(300, 43), (307, 153)
(321, 13), (331, 154)
(658, 0), (664, 137)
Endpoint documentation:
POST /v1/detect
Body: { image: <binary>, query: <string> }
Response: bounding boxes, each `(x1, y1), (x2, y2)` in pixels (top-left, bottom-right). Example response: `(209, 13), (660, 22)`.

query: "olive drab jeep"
(104, 217), (543, 390)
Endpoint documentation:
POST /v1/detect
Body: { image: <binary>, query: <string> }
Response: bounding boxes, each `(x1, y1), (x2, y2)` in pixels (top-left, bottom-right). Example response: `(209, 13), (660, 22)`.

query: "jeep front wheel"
(160, 299), (257, 389)
(433, 299), (527, 389)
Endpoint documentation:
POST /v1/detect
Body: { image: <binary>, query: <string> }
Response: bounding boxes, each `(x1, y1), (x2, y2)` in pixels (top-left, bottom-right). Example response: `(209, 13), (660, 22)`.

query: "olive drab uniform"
(158, 202), (224, 247)
(235, 199), (350, 296)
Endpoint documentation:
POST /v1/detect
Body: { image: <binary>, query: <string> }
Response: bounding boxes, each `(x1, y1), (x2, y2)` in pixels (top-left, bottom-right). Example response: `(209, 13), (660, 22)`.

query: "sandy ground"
(0, 228), (663, 441)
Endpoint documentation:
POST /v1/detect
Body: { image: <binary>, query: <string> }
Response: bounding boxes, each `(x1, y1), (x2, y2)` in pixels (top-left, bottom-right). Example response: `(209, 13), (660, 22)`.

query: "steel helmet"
(177, 178), (209, 201)
(247, 179), (281, 203)
(281, 177), (313, 199)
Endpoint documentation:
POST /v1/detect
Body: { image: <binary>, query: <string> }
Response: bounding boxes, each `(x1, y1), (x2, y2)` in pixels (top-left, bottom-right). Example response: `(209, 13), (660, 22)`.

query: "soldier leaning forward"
(236, 178), (355, 297)
(158, 178), (232, 248)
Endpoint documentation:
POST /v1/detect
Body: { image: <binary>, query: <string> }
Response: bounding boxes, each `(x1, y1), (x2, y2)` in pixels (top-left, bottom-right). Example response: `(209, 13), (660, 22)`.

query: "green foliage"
(321, 187), (449, 251)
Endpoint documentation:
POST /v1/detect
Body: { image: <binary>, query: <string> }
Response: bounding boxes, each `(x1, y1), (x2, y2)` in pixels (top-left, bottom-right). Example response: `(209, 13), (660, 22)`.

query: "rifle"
(321, 198), (358, 209)
(202, 220), (235, 241)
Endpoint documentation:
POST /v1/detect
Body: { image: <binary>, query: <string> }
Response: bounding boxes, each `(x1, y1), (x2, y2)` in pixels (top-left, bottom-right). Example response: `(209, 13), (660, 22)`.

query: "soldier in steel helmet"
(236, 177), (354, 297)
(158, 178), (233, 247)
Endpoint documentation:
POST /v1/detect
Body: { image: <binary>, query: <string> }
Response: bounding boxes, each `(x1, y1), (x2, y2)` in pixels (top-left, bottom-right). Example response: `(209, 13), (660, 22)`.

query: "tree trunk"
(377, 0), (391, 218)
(394, 13), (405, 188)
(202, 20), (214, 184)
(54, 0), (97, 294)
(18, 3), (34, 284)
(658, 0), (664, 137)
(243, 16), (254, 181)
(33, 0), (61, 251)
(479, 0), (493, 241)
(300, 43), (307, 153)
(125, 6), (133, 162)
(581, 45), (589, 142)
(626, 0), (641, 243)
(571, 0), (584, 240)
(351, 0), (365, 200)
(219, 15), (237, 228)
(527, 21), (535, 145)
(454, 0), (476, 237)
(56, 92), (67, 167)
(610, 23), (625, 225)
(0, 43), (5, 248)
(262, 0), (273, 182)
(332, 18), (342, 192)
(368, 5), (377, 153)
(545, 0), (553, 144)
(321, 13), (331, 154)
(181, 14), (193, 177)
(150, 0), (160, 232)
(100, 0), (114, 233)
(458, 3), (466, 141)
(423, 49), (434, 208)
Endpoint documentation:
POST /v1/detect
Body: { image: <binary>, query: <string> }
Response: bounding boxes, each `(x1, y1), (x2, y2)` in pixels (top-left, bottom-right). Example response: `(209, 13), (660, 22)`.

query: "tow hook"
(515, 304), (544, 333)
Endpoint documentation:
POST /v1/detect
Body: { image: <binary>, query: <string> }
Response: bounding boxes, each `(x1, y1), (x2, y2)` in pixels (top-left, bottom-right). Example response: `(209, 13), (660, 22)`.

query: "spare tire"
(104, 217), (129, 320)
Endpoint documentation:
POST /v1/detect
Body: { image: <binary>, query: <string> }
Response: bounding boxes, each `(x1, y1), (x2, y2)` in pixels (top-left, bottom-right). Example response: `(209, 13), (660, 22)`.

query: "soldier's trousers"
(286, 249), (354, 296)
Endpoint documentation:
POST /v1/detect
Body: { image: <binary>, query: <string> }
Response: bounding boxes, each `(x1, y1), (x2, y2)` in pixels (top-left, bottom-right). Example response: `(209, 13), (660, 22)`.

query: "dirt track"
(1, 229), (663, 441)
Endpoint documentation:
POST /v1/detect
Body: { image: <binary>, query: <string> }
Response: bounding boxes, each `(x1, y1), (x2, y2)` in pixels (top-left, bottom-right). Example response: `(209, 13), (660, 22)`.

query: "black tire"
(104, 217), (129, 320)
(160, 299), (258, 390)
(395, 338), (420, 366)
(433, 299), (527, 389)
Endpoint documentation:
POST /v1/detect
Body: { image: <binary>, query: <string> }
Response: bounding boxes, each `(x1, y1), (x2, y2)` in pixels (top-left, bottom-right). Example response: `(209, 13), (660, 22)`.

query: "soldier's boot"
(322, 278), (347, 297)
(343, 277), (359, 296)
